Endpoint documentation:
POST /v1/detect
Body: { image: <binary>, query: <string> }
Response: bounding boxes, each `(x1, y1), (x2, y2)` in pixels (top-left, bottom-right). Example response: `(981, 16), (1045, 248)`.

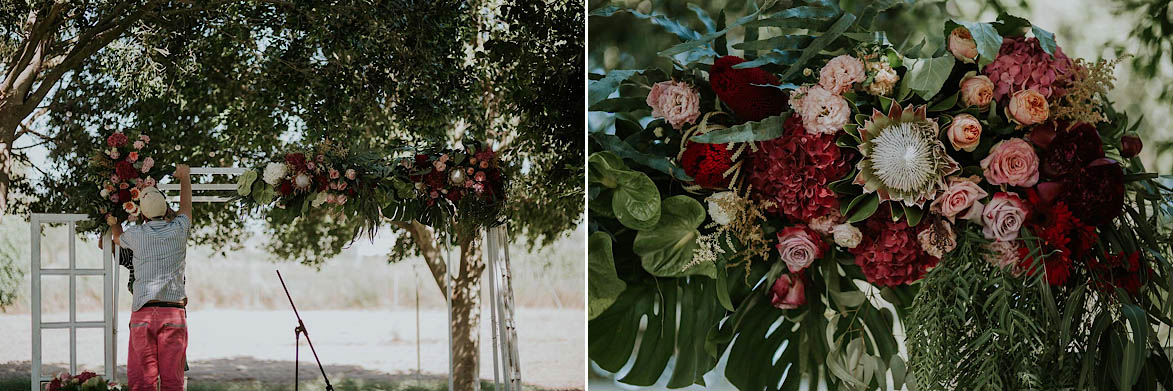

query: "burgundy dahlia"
(680, 142), (734, 188)
(1036, 122), (1104, 178)
(750, 115), (853, 222)
(709, 56), (787, 122)
(1060, 158), (1124, 227)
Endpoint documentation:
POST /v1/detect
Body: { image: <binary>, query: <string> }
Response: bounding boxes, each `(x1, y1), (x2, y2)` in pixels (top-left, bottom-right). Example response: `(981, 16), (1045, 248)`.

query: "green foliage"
(632, 195), (712, 278)
(688, 113), (787, 143)
(588, 152), (661, 231)
(588, 231), (626, 319)
(0, 219), (24, 310)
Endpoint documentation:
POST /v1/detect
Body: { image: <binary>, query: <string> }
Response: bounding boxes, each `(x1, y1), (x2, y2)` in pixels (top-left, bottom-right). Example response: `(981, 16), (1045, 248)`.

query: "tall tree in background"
(6, 0), (583, 389)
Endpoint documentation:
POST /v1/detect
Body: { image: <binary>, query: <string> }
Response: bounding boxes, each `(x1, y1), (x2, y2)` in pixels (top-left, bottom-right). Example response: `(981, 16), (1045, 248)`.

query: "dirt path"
(0, 308), (583, 389)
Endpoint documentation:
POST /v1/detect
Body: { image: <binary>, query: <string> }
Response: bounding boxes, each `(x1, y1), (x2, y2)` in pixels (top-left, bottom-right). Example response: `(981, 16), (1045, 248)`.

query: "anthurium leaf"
(236, 169), (258, 196)
(954, 21), (1002, 67)
(589, 70), (642, 106)
(846, 193), (880, 223)
(588, 152), (662, 230)
(591, 132), (693, 181)
(588, 232), (627, 320)
(690, 114), (787, 143)
(902, 55), (955, 99)
(633, 195), (715, 278)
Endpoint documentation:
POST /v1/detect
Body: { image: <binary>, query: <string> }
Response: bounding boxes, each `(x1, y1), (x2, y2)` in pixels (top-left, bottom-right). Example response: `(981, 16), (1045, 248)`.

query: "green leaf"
(1119, 303), (1149, 390)
(633, 195), (715, 278)
(846, 193), (880, 223)
(689, 114), (787, 143)
(902, 55), (955, 99)
(588, 232), (627, 320)
(1032, 25), (1056, 56)
(657, 1), (775, 58)
(954, 21), (1003, 67)
(588, 152), (662, 230)
(591, 132), (693, 181)
(903, 204), (924, 226)
(777, 13), (857, 81)
(733, 35), (814, 50)
(589, 96), (648, 112)
(236, 169), (258, 196)
(589, 70), (642, 106)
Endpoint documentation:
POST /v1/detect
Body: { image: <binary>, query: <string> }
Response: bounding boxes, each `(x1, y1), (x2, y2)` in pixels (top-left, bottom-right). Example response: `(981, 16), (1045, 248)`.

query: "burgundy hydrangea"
(849, 210), (939, 286)
(106, 132), (128, 147)
(285, 153), (308, 171)
(983, 36), (1073, 103)
(749, 115), (853, 222)
(709, 56), (787, 122)
(680, 142), (735, 188)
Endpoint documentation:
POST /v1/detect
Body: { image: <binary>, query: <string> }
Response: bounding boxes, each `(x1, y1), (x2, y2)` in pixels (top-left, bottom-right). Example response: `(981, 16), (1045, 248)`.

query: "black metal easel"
(277, 270), (334, 391)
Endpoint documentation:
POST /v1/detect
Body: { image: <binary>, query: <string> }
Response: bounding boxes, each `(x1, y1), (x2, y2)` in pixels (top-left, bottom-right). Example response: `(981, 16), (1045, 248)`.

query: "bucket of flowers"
(45, 371), (125, 391)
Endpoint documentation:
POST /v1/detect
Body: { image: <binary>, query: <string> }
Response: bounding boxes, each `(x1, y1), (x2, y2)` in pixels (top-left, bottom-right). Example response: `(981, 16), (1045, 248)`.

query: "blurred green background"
(588, 0), (1173, 175)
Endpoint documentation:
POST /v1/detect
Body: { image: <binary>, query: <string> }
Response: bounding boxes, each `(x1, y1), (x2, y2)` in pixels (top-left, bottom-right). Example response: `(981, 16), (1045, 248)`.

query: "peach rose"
(818, 55), (866, 94)
(947, 113), (982, 152)
(981, 192), (1028, 241)
(646, 80), (701, 129)
(1006, 89), (1049, 125)
(775, 226), (826, 273)
(981, 138), (1040, 187)
(948, 27), (978, 63)
(930, 176), (989, 221)
(770, 273), (806, 310)
(959, 73), (994, 109)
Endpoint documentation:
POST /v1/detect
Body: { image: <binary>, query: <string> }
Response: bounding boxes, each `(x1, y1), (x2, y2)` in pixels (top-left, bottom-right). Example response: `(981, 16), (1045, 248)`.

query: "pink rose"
(818, 55), (865, 94)
(1006, 89), (1049, 125)
(931, 176), (989, 221)
(797, 86), (849, 135)
(329, 168), (340, 179)
(139, 135), (150, 143)
(947, 113), (982, 152)
(335, 194), (348, 205)
(133, 140), (144, 150)
(948, 27), (978, 63)
(646, 80), (701, 129)
(144, 177), (156, 187)
(981, 192), (1028, 241)
(119, 182), (129, 190)
(345, 169), (357, 180)
(981, 138), (1039, 187)
(770, 273), (806, 310)
(127, 151), (139, 162)
(325, 193), (337, 204)
(985, 240), (1025, 275)
(959, 73), (994, 109)
(140, 157), (154, 173)
(108, 149), (120, 159)
(475, 171), (487, 182)
(775, 226), (826, 273)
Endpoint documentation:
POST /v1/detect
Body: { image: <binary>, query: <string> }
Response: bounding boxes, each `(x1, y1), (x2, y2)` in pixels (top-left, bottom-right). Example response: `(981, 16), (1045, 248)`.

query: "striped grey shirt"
(119, 214), (190, 311)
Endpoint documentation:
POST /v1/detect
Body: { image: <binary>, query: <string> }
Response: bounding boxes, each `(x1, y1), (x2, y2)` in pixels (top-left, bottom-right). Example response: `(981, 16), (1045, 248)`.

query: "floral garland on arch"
(235, 139), (506, 236)
(82, 138), (506, 237)
(588, 3), (1173, 390)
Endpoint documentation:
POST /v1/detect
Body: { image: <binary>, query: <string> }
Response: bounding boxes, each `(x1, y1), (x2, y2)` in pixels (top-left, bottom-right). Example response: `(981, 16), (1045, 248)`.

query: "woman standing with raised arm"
(105, 164), (192, 391)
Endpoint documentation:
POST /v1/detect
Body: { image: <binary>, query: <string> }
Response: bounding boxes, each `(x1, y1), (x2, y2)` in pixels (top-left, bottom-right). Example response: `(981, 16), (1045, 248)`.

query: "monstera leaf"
(588, 232), (627, 320)
(588, 152), (661, 230)
(633, 195), (715, 278)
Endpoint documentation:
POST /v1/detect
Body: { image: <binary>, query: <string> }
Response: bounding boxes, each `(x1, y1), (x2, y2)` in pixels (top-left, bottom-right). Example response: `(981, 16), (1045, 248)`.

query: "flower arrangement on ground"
(46, 371), (125, 391)
(588, 2), (1173, 390)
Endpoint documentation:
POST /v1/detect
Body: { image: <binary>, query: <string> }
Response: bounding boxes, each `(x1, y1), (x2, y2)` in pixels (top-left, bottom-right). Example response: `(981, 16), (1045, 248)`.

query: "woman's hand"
(106, 214), (119, 226)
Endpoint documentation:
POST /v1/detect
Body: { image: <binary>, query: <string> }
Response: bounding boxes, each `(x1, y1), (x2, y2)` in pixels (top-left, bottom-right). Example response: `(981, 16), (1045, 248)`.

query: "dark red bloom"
(75, 371), (98, 384)
(446, 189), (463, 202)
(278, 180), (294, 196)
(1060, 158), (1124, 227)
(1089, 252), (1145, 296)
(424, 169), (447, 190)
(1037, 122), (1103, 178)
(1017, 189), (1099, 286)
(680, 142), (734, 188)
(750, 115), (853, 222)
(107, 132), (128, 147)
(316, 174), (329, 192)
(115, 189), (131, 203)
(1120, 135), (1143, 158)
(849, 209), (939, 286)
(115, 160), (138, 180)
(285, 153), (308, 171)
(709, 56), (787, 122)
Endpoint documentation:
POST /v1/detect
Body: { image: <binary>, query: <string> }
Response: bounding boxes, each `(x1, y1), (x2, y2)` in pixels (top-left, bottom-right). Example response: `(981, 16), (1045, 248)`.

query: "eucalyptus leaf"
(633, 195), (715, 278)
(690, 114), (787, 143)
(589, 70), (642, 106)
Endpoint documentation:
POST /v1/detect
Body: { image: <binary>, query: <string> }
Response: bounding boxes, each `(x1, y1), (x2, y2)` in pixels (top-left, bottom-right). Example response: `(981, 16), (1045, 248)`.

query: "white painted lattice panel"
(157, 167), (248, 203)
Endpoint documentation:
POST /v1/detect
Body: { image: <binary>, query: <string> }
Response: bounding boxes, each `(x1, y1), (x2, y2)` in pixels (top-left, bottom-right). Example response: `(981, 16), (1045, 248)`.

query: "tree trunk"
(452, 228), (484, 390)
(0, 121), (14, 219)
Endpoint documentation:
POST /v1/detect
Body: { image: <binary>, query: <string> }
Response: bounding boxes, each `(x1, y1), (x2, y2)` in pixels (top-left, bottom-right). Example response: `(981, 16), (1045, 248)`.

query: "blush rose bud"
(1007, 89), (1049, 126)
(947, 114), (983, 152)
(959, 73), (994, 109)
(770, 273), (806, 310)
(948, 27), (978, 63)
(1121, 134), (1143, 158)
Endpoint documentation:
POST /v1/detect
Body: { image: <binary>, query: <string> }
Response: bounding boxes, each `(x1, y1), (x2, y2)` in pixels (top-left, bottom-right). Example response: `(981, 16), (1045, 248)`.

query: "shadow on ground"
(0, 358), (575, 391)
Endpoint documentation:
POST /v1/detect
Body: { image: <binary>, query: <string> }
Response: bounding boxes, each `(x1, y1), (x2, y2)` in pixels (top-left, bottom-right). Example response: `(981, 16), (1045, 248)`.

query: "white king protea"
(853, 103), (959, 207)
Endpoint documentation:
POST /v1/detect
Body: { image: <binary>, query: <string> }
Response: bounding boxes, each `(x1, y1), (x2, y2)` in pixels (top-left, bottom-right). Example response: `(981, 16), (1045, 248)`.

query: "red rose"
(770, 272), (806, 310)
(75, 371), (98, 384)
(680, 142), (734, 189)
(709, 56), (786, 122)
(115, 160), (138, 180)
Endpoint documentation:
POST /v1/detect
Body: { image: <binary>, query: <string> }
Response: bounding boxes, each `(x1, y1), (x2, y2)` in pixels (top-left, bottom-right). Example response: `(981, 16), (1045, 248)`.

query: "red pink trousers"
(127, 306), (187, 391)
